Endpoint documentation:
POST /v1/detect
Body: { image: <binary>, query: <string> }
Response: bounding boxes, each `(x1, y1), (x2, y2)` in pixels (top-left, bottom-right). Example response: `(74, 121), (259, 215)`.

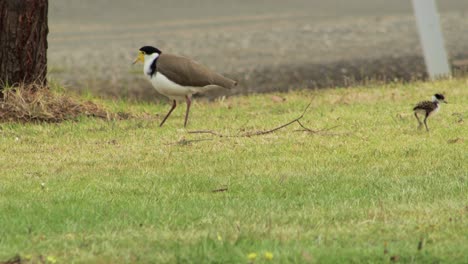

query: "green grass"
(0, 78), (467, 263)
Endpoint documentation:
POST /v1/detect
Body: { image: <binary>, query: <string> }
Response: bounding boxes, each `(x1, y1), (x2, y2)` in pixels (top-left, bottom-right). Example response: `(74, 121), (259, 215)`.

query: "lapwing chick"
(133, 46), (237, 127)
(413, 93), (447, 132)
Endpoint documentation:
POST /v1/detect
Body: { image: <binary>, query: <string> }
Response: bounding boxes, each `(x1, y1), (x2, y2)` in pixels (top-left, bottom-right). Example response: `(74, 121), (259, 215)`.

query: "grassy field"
(0, 79), (467, 263)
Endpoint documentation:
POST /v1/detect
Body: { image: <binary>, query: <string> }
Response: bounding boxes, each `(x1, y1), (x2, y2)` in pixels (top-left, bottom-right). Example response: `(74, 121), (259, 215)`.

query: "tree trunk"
(0, 0), (48, 91)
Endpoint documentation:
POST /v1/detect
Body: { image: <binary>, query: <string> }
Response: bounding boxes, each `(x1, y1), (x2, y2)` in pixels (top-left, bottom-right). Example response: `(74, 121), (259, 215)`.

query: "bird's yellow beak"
(132, 51), (144, 65)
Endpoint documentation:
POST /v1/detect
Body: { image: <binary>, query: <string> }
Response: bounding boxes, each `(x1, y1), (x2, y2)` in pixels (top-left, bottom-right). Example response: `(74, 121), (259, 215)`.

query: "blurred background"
(48, 0), (468, 101)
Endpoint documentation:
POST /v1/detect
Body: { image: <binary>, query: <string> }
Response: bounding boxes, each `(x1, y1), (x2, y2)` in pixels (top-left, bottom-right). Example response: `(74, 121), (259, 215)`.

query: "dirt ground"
(47, 0), (468, 100)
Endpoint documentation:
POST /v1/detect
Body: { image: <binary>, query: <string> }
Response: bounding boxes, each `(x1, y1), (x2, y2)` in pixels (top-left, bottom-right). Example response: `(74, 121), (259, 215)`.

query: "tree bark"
(0, 0), (48, 91)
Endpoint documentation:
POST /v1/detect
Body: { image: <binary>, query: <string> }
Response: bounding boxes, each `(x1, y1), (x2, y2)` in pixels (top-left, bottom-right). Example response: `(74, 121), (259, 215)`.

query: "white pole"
(412, 0), (451, 79)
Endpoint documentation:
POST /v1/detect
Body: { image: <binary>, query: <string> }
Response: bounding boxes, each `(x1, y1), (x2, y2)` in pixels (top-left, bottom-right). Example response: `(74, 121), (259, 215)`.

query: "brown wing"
(157, 54), (237, 89)
(413, 100), (436, 111)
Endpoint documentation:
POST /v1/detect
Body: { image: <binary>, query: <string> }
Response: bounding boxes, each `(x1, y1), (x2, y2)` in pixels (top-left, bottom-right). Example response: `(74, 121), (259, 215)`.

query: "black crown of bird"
(413, 93), (447, 132)
(133, 46), (237, 128)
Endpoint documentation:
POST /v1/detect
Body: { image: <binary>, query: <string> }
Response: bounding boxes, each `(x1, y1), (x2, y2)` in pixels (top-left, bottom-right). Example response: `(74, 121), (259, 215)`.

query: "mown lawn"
(0, 79), (467, 263)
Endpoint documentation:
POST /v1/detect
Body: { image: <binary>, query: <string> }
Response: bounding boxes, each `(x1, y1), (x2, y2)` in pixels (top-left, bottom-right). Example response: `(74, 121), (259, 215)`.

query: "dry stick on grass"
(242, 103), (312, 137)
(188, 103), (339, 138)
(164, 138), (213, 146)
(294, 120), (359, 137)
(212, 187), (228, 193)
(187, 130), (227, 137)
(296, 120), (340, 134)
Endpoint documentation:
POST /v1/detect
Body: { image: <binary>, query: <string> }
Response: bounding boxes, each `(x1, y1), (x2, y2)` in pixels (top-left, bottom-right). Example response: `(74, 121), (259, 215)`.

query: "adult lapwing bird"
(133, 46), (237, 127)
(413, 93), (447, 132)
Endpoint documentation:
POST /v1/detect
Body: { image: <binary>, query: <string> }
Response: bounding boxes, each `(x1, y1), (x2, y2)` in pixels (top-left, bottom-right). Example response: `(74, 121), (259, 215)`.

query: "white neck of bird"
(143, 53), (160, 76)
(431, 95), (439, 103)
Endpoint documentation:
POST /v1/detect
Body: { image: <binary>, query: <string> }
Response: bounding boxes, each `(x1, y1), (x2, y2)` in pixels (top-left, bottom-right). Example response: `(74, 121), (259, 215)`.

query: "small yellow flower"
(46, 255), (57, 264)
(247, 252), (257, 261)
(217, 232), (222, 241)
(65, 233), (75, 240)
(264, 251), (274, 260)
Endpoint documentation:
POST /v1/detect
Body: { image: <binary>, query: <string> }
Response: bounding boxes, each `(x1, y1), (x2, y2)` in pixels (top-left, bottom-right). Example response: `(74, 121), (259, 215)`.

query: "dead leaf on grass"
(447, 138), (464, 144)
(0, 255), (21, 264)
(271, 95), (286, 103)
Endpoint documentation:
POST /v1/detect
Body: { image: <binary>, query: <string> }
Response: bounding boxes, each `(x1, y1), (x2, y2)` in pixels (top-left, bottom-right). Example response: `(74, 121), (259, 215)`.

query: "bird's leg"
(423, 114), (429, 132)
(184, 95), (192, 128)
(414, 112), (422, 129)
(160, 99), (177, 127)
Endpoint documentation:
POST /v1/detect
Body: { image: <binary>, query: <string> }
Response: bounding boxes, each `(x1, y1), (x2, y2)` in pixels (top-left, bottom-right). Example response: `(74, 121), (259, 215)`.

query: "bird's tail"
(223, 78), (237, 89)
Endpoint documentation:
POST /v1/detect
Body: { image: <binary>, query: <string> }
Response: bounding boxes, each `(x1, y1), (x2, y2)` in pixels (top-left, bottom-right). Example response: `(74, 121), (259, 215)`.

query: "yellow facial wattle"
(132, 51), (145, 64)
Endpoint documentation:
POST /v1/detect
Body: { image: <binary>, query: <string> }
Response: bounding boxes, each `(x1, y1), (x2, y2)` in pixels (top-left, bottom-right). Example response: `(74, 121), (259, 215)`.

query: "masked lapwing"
(133, 46), (237, 127)
(413, 93), (447, 132)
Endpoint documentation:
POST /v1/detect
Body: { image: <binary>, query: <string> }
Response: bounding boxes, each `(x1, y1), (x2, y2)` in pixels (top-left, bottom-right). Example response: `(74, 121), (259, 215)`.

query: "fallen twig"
(187, 130), (227, 137)
(165, 138), (213, 146)
(188, 103), (336, 138)
(212, 187), (228, 193)
(241, 103), (311, 136)
(296, 120), (340, 134)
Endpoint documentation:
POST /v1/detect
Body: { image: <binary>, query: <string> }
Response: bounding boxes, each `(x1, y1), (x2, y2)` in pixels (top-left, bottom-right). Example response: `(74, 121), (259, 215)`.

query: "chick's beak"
(132, 52), (144, 65)
(443, 100), (448, 104)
